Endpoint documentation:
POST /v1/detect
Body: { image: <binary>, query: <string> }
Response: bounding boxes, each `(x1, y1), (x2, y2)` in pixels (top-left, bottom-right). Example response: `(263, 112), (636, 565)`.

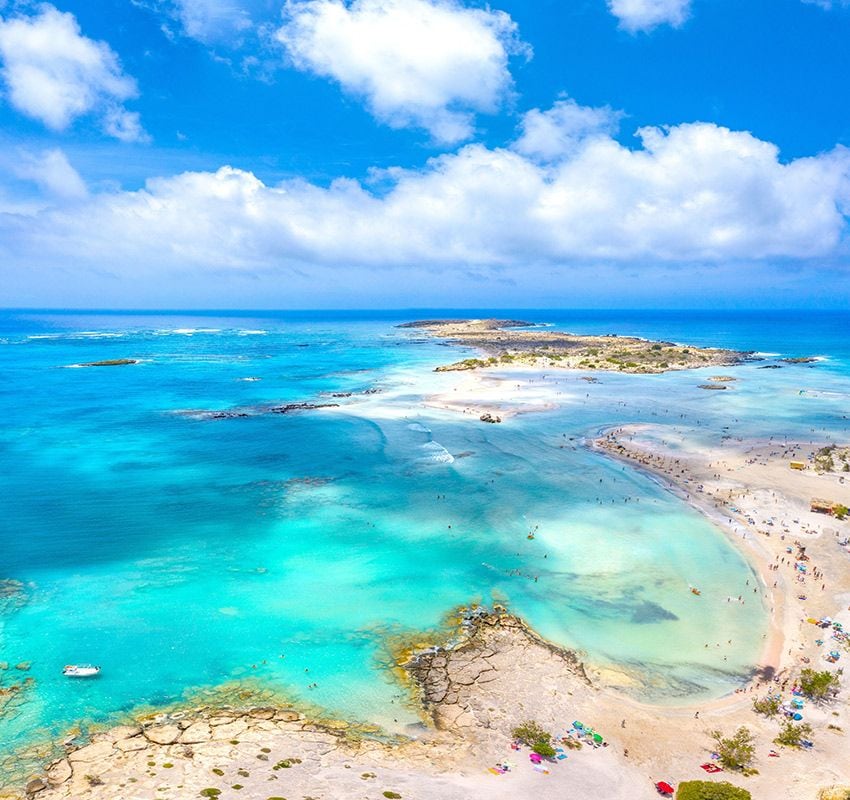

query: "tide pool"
(1, 309), (849, 781)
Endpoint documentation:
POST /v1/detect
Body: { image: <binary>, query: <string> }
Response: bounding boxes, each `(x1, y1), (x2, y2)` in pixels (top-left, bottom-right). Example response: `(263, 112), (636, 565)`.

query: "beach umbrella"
(655, 781), (675, 795)
(793, 713), (803, 721)
(593, 733), (604, 743)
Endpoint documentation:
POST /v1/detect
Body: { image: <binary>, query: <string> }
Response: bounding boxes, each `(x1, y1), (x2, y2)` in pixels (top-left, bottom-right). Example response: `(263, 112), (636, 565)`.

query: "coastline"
(4, 319), (850, 800)
(588, 429), (787, 694)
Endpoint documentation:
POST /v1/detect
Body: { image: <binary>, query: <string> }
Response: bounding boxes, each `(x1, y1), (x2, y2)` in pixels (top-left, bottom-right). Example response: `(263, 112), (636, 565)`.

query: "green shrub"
(676, 780), (752, 799)
(383, 793), (402, 799)
(800, 668), (840, 701)
(710, 727), (756, 774)
(512, 720), (556, 758)
(752, 695), (781, 717)
(200, 790), (221, 798)
(774, 721), (813, 748)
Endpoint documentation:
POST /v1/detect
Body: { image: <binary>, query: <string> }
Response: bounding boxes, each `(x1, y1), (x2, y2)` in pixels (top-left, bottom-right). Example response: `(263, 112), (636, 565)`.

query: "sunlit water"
(1, 309), (849, 774)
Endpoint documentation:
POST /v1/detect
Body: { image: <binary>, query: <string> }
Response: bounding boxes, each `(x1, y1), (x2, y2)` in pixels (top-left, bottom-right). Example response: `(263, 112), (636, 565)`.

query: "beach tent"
(655, 781), (675, 796)
(593, 733), (604, 744)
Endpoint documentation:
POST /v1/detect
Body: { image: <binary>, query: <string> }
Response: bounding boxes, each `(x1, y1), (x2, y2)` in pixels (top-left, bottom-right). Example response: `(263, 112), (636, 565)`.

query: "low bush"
(774, 720), (813, 748)
(512, 720), (556, 758)
(676, 780), (751, 799)
(710, 727), (757, 774)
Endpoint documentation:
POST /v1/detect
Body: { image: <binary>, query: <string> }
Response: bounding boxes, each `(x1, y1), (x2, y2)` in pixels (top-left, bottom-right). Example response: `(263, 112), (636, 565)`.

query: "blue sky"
(1, 0), (849, 308)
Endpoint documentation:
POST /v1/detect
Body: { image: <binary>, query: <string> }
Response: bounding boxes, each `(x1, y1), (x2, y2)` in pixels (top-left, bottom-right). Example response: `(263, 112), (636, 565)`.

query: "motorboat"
(63, 664), (101, 678)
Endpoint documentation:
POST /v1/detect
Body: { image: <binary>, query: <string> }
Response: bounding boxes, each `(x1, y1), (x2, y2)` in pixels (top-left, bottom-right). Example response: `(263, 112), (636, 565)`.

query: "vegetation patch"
(512, 720), (556, 758)
(710, 727), (757, 775)
(676, 780), (752, 799)
(774, 721), (813, 748)
(800, 668), (840, 701)
(751, 695), (781, 717)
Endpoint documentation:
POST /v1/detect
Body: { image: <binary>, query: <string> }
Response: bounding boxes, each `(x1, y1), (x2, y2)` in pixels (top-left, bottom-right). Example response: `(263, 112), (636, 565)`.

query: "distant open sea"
(1, 309), (849, 779)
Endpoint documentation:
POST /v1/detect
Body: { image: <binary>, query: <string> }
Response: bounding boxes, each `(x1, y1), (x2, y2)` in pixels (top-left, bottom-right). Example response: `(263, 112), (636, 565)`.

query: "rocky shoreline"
(5, 609), (607, 800)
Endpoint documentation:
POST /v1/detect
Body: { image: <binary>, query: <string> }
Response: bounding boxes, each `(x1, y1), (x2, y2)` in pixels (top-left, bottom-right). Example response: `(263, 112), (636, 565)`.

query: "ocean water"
(1, 309), (849, 778)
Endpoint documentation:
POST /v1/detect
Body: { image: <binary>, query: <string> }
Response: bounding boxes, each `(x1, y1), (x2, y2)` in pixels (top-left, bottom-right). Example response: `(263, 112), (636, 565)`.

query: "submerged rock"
(77, 359), (139, 367)
(270, 402), (340, 414)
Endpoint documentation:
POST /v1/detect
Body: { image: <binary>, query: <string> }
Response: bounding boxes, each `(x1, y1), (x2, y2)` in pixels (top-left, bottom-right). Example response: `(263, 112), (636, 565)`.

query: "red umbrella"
(655, 782), (675, 796)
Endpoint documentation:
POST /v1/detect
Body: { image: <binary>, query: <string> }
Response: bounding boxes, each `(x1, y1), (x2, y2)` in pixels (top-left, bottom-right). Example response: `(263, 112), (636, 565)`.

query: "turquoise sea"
(1, 309), (849, 779)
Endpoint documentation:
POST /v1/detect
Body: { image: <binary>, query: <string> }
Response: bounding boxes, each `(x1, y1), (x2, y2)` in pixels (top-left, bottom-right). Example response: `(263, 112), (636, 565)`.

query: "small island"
(402, 319), (753, 374)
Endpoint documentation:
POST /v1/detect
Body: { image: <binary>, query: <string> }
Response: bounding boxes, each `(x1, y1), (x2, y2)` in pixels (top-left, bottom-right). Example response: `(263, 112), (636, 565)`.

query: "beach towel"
(700, 763), (723, 773)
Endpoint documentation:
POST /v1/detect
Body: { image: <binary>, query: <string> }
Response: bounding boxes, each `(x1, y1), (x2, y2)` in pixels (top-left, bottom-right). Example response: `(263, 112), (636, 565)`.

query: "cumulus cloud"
(608, 0), (691, 32)
(3, 108), (849, 280)
(514, 97), (623, 161)
(276, 0), (528, 143)
(12, 147), (88, 199)
(0, 5), (147, 141)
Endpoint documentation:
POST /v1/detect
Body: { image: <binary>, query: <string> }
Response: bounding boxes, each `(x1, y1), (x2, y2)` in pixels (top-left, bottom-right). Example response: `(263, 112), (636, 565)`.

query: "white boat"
(63, 664), (101, 678)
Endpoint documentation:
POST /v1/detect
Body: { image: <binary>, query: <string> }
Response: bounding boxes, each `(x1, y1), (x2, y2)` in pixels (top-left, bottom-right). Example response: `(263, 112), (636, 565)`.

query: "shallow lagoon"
(1, 310), (848, 768)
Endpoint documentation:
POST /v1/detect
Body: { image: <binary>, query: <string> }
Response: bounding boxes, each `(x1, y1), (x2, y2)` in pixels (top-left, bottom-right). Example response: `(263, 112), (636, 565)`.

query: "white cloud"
(150, 0), (253, 43)
(0, 5), (147, 141)
(2, 109), (849, 281)
(176, 0), (251, 41)
(801, 0), (850, 8)
(276, 0), (528, 143)
(608, 0), (691, 32)
(515, 97), (623, 161)
(12, 147), (88, 199)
